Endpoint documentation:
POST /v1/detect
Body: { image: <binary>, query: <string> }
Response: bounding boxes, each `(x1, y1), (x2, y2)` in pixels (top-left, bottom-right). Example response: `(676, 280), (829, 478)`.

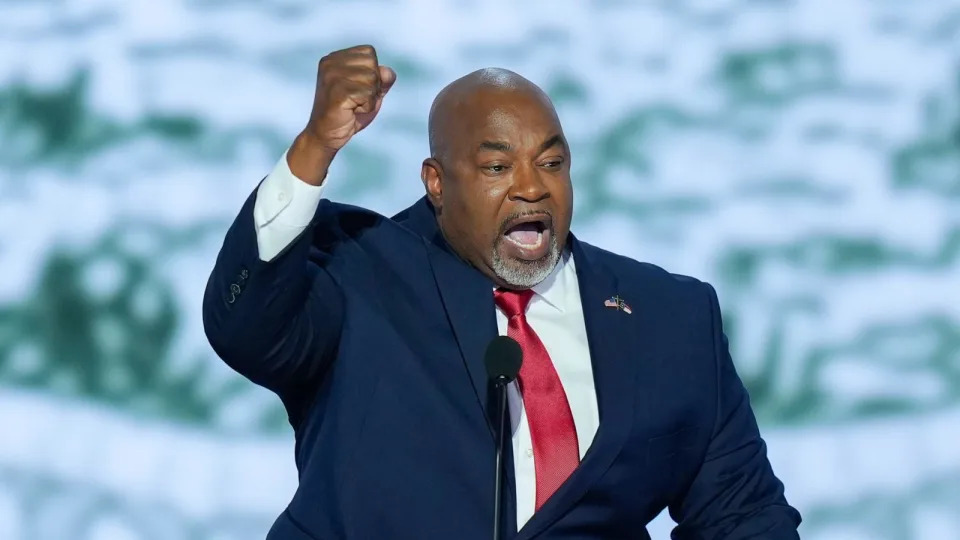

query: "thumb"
(378, 65), (397, 96)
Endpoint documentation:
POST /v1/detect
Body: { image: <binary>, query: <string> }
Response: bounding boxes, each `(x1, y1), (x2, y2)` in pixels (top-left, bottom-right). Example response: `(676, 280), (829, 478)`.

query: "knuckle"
(320, 69), (337, 85)
(352, 87), (376, 101)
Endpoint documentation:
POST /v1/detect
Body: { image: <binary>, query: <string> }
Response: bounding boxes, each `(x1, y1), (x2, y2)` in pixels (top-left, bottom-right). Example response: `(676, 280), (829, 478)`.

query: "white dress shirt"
(253, 151), (599, 529)
(495, 251), (598, 527)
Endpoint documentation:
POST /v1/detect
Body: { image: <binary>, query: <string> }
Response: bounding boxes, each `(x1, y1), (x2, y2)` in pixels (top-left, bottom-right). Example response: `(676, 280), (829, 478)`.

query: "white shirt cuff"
(253, 150), (326, 261)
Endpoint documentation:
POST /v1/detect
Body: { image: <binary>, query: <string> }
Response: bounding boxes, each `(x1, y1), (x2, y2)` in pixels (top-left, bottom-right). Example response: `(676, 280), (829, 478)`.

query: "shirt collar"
(529, 249), (574, 313)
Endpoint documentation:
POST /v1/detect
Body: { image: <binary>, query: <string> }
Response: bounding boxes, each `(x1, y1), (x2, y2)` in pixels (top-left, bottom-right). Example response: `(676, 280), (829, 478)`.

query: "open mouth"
(500, 213), (553, 261)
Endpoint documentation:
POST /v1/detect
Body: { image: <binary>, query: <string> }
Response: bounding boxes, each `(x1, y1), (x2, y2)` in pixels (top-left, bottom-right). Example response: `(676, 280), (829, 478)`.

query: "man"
(203, 45), (801, 539)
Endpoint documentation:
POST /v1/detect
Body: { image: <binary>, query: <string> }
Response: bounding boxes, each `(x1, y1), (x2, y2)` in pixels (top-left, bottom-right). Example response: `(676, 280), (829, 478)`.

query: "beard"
(490, 225), (562, 289)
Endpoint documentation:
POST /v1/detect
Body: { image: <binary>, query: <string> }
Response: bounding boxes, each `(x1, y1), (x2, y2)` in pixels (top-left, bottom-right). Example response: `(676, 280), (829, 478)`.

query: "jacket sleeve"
(202, 184), (344, 412)
(669, 283), (802, 539)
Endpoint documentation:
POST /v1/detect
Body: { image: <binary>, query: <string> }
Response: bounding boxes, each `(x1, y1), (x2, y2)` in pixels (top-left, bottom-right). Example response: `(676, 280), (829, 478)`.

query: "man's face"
(422, 88), (573, 289)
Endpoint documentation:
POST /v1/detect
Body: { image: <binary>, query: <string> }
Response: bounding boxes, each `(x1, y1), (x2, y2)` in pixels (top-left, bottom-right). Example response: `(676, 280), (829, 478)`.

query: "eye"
(483, 164), (510, 174)
(541, 158), (564, 169)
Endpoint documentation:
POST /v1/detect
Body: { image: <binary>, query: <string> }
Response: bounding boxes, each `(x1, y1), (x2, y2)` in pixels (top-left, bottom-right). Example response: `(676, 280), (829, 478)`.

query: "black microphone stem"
(483, 335), (522, 540)
(493, 376), (509, 540)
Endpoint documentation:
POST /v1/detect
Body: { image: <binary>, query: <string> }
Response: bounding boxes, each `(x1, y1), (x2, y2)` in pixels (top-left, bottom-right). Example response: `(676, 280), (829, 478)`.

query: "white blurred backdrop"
(1, 0), (959, 538)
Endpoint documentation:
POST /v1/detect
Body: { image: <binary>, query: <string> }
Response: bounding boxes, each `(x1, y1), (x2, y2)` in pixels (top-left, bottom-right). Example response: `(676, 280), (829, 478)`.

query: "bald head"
(428, 68), (556, 161)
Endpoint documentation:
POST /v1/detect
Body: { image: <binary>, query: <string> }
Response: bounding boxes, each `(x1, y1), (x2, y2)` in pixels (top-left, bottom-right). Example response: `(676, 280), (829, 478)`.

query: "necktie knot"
(494, 288), (535, 319)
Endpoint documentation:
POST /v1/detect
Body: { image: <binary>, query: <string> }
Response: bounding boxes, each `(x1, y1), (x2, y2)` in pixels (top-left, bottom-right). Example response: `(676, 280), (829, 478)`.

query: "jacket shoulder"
(577, 240), (716, 301)
(310, 200), (418, 248)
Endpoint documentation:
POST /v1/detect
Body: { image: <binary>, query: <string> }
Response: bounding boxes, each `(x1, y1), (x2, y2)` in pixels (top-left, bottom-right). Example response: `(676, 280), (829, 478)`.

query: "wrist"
(287, 131), (338, 186)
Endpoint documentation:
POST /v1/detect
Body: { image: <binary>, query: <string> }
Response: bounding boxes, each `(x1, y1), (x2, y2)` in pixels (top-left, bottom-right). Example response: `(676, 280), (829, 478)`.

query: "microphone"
(484, 336), (522, 540)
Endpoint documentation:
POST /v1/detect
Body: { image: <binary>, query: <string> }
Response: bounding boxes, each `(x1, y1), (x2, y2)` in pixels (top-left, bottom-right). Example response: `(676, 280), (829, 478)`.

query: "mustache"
(497, 210), (554, 235)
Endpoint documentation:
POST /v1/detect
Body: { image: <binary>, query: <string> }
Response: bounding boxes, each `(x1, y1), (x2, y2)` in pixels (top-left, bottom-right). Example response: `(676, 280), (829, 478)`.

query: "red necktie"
(494, 288), (580, 511)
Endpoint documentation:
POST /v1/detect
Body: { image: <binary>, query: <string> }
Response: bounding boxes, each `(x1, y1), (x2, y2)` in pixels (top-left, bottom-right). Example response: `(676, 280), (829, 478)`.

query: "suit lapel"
(396, 198), (499, 437)
(516, 236), (640, 540)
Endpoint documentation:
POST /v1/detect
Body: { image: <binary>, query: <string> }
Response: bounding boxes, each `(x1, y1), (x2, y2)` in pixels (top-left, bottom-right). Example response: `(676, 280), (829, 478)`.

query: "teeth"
(508, 230), (543, 248)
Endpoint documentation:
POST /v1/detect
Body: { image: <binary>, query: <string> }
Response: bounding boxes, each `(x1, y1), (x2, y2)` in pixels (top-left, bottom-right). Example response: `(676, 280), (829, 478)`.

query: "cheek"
(448, 189), (496, 244)
(554, 175), (573, 198)
(473, 205), (503, 248)
(551, 179), (574, 234)
(542, 174), (572, 205)
(472, 212), (506, 255)
(445, 174), (509, 247)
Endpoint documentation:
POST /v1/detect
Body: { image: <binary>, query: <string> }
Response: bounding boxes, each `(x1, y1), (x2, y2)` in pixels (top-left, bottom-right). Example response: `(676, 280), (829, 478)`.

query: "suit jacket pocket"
(646, 425), (699, 463)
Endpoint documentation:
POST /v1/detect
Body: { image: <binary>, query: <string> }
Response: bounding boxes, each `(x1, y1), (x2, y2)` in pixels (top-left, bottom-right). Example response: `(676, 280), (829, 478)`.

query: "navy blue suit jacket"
(203, 190), (801, 539)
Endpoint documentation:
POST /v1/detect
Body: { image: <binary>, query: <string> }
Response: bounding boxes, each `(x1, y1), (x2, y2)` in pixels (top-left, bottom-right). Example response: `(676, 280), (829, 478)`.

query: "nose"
(507, 164), (549, 203)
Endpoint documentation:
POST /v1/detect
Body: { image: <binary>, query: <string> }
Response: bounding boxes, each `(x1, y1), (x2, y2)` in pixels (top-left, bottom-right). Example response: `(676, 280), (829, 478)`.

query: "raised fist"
(306, 44), (396, 151)
(288, 45), (396, 185)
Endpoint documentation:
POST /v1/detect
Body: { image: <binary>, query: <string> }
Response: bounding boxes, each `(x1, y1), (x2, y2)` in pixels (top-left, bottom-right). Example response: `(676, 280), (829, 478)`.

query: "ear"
(421, 158), (444, 210)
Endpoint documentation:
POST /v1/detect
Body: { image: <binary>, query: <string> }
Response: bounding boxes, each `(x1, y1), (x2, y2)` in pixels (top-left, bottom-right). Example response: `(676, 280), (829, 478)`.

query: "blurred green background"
(1, 0), (958, 538)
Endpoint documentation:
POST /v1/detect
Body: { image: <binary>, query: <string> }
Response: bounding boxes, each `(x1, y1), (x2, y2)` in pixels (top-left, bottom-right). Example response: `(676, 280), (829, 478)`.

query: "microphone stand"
(492, 375), (510, 540)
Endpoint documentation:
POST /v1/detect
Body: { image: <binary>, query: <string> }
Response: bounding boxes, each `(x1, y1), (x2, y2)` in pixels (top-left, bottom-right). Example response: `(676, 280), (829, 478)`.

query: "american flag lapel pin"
(604, 295), (632, 314)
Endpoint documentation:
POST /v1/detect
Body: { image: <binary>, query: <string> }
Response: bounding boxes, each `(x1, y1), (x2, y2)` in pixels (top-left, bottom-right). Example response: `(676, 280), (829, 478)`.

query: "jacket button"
(231, 283), (241, 294)
(240, 269), (249, 280)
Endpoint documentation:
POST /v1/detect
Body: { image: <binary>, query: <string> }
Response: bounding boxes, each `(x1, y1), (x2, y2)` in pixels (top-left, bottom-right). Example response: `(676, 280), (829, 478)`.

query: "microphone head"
(484, 336), (523, 383)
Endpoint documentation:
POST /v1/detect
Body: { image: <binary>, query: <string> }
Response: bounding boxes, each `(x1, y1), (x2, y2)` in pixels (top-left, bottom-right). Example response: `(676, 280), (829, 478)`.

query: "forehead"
(452, 89), (562, 150)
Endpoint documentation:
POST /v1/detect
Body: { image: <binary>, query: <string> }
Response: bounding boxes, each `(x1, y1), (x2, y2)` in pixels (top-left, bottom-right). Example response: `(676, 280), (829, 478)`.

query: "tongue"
(506, 223), (540, 245)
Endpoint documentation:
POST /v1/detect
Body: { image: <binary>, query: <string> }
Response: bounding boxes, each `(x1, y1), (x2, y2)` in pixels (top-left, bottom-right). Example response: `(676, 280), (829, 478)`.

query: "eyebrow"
(478, 140), (511, 152)
(538, 134), (565, 154)
(477, 134), (566, 154)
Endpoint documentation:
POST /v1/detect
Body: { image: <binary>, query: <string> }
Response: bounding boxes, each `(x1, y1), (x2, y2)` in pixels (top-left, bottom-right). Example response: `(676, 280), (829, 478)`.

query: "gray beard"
(491, 233), (561, 288)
